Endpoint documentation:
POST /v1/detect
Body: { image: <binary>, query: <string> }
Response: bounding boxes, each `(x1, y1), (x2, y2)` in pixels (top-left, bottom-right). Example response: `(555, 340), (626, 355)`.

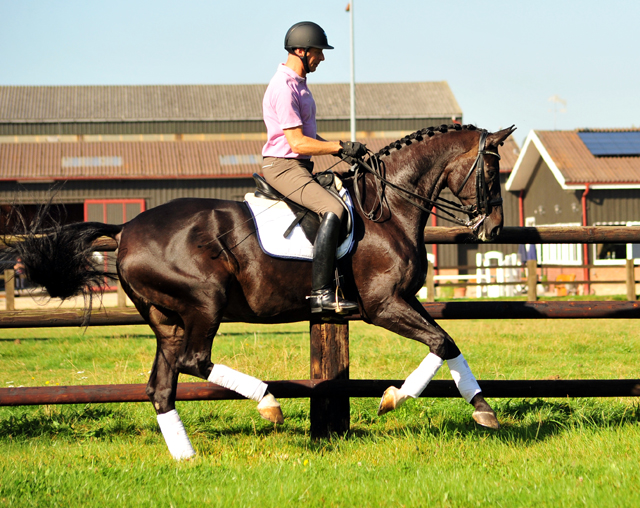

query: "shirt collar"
(278, 63), (306, 83)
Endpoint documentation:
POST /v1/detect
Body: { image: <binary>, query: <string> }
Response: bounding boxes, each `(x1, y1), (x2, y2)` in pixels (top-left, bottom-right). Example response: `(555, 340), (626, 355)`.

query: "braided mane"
(376, 123), (479, 157)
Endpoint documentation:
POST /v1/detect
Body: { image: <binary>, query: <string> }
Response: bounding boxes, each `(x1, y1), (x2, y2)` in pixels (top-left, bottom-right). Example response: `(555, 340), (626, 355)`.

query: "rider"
(261, 21), (367, 314)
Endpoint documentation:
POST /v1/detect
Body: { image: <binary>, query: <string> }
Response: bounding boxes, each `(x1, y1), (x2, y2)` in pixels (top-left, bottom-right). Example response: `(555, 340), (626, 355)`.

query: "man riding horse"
(261, 21), (366, 314)
(6, 22), (515, 460)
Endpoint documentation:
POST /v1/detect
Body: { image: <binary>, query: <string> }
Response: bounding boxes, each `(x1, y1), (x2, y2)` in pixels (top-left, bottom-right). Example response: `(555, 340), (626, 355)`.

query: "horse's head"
(446, 126), (516, 241)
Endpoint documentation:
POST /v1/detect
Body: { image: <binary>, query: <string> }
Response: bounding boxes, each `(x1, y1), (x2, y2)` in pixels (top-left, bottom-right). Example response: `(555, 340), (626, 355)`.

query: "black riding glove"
(338, 140), (368, 159)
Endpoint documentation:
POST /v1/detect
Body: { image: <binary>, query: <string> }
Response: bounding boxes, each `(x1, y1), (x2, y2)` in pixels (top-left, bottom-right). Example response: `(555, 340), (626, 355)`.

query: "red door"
(84, 199), (146, 289)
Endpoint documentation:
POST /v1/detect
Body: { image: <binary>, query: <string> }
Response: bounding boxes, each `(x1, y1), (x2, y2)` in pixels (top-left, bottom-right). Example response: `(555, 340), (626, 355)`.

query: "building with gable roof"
(506, 128), (640, 294)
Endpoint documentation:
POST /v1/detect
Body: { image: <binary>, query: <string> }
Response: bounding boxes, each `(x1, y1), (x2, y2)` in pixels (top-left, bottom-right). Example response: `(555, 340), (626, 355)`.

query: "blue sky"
(1, 0), (638, 146)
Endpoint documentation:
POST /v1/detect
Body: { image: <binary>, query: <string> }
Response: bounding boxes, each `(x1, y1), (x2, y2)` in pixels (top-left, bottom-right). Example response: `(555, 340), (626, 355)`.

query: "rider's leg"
(262, 158), (358, 314)
(310, 211), (358, 314)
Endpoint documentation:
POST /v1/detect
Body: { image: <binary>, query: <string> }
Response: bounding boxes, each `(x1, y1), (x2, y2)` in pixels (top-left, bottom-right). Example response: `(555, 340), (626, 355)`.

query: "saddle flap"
(251, 171), (351, 243)
(253, 173), (283, 201)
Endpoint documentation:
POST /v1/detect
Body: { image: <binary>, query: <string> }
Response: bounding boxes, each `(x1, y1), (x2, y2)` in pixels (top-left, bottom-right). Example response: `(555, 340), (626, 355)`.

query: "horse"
(8, 123), (515, 460)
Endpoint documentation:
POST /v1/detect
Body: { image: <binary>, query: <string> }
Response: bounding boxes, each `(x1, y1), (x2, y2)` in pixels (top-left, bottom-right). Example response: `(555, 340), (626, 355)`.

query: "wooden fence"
(1, 226), (640, 437)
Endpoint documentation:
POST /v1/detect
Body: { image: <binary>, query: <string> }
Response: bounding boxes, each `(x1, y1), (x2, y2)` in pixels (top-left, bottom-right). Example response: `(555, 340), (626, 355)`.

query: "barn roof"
(0, 137), (393, 181)
(0, 126), (517, 182)
(506, 129), (640, 191)
(0, 83), (461, 123)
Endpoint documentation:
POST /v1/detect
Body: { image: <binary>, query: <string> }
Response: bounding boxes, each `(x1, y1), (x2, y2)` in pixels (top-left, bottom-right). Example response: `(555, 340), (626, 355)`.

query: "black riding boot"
(310, 212), (358, 314)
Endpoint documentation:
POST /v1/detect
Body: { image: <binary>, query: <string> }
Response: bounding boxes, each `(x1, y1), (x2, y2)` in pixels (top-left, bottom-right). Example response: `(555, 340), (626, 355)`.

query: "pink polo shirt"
(262, 64), (317, 159)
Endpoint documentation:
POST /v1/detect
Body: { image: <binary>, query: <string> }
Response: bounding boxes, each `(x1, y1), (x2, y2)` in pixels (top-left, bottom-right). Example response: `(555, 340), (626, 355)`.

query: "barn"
(506, 128), (640, 293)
(0, 83), (519, 271)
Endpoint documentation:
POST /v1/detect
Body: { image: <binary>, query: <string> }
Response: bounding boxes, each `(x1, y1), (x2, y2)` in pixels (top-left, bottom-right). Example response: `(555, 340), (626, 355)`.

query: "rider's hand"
(338, 141), (368, 159)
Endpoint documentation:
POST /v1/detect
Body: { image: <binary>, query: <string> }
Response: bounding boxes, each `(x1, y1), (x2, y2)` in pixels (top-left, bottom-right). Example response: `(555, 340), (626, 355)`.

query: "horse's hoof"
(472, 410), (500, 429)
(377, 386), (409, 416)
(257, 393), (284, 424)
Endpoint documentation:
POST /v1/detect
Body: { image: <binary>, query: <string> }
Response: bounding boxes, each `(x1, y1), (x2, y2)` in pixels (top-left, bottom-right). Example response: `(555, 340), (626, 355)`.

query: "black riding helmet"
(284, 22), (333, 74)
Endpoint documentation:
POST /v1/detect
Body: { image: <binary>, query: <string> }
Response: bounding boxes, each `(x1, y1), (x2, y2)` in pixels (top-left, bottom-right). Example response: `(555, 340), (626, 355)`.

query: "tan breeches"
(261, 157), (344, 219)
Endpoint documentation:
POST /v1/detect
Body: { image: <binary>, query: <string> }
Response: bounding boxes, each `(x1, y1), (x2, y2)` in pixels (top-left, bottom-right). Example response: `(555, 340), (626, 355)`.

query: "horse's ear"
(486, 125), (516, 147)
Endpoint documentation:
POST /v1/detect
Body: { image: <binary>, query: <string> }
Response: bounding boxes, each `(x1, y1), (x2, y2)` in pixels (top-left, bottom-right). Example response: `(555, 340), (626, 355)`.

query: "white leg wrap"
(447, 354), (482, 403)
(400, 352), (444, 398)
(157, 409), (196, 460)
(208, 364), (268, 402)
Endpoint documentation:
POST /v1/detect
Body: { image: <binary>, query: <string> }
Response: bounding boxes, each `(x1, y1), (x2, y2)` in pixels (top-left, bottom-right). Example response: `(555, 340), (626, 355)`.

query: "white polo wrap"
(208, 364), (268, 402)
(447, 354), (482, 403)
(400, 352), (444, 398)
(156, 409), (196, 460)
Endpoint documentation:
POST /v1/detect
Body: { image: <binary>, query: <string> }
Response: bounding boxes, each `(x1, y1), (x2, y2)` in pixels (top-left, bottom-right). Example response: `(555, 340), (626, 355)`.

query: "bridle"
(349, 129), (502, 230)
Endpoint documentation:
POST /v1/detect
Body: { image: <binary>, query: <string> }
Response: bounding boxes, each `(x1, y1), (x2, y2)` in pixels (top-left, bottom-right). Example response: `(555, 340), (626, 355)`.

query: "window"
(84, 199), (146, 288)
(593, 221), (640, 266)
(533, 222), (583, 266)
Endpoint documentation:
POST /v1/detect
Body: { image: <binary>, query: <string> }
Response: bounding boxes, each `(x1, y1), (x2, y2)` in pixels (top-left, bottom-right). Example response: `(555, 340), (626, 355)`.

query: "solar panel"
(578, 131), (640, 157)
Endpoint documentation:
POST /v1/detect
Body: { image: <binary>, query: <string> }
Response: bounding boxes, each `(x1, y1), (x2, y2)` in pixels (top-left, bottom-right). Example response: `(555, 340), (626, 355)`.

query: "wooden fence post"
(116, 280), (127, 307)
(4, 270), (15, 311)
(626, 259), (636, 302)
(426, 260), (435, 302)
(526, 259), (538, 302)
(310, 317), (350, 438)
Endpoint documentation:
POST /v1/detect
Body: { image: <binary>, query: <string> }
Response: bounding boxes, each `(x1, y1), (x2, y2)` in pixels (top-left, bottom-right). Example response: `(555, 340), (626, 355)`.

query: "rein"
(349, 130), (502, 230)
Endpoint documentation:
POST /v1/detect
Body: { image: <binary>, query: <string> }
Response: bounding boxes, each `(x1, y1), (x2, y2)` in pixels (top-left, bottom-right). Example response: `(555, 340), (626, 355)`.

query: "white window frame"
(592, 221), (640, 266)
(534, 222), (583, 266)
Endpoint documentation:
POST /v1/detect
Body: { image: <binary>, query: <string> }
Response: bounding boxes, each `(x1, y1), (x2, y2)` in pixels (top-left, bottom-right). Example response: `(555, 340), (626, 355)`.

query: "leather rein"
(348, 130), (502, 230)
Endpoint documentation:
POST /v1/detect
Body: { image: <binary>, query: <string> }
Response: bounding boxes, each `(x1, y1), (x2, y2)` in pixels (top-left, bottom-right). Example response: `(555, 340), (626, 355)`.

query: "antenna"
(548, 95), (567, 130)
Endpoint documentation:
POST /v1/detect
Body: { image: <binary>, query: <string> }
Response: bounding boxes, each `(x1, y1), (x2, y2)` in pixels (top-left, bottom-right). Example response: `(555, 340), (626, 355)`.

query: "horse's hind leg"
(145, 305), (196, 460)
(145, 303), (283, 460)
(176, 307), (284, 425)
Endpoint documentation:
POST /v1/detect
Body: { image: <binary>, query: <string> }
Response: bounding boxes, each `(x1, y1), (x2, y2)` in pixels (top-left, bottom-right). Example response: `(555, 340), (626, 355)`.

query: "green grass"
(1, 319), (639, 507)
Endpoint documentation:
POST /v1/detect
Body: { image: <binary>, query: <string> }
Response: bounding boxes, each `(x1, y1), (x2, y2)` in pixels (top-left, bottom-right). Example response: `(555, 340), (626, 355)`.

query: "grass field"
(1, 316), (639, 507)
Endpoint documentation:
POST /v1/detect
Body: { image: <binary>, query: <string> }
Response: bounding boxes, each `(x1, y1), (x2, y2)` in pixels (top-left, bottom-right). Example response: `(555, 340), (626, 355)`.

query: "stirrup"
(309, 288), (358, 315)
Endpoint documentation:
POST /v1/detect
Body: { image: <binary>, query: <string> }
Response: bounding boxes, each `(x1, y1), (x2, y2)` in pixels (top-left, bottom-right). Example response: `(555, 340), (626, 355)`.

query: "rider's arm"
(283, 127), (341, 156)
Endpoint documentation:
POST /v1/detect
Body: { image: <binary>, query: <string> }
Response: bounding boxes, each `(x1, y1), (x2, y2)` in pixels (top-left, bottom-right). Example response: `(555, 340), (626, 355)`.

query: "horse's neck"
(384, 144), (451, 245)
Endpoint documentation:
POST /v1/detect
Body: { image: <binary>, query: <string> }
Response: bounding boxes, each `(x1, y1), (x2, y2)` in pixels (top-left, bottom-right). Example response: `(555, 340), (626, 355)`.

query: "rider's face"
(305, 48), (325, 72)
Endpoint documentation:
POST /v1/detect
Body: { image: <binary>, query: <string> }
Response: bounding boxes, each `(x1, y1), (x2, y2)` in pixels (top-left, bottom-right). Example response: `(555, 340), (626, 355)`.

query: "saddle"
(252, 172), (352, 244)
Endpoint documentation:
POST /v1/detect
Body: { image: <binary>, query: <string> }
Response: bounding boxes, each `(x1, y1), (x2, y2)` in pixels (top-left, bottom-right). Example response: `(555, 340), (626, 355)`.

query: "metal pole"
(349, 0), (356, 141)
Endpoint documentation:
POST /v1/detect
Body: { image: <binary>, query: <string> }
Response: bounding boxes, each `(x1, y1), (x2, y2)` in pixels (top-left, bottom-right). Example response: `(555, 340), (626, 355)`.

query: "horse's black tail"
(2, 206), (123, 302)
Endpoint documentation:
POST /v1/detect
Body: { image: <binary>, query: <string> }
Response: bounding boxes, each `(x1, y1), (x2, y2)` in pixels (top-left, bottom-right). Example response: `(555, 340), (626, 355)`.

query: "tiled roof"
(0, 128), (515, 182)
(0, 138), (396, 181)
(0, 83), (461, 123)
(536, 129), (640, 184)
(506, 129), (640, 191)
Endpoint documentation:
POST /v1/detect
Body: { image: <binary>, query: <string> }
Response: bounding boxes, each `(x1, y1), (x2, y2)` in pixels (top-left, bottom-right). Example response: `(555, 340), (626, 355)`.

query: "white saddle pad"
(244, 188), (355, 261)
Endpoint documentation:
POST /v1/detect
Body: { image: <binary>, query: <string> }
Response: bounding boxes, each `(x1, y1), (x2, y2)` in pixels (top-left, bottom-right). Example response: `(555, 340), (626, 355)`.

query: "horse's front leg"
(367, 295), (499, 429)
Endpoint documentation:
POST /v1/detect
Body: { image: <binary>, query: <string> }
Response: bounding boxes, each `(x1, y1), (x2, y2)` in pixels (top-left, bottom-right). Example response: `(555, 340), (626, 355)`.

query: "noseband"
(349, 129), (502, 230)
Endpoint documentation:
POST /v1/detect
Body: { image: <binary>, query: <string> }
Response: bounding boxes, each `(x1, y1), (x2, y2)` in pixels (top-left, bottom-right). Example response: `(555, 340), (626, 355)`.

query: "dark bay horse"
(10, 124), (515, 459)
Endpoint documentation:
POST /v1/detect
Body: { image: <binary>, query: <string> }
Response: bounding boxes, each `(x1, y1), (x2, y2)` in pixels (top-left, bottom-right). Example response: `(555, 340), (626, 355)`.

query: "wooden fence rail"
(2, 301), (640, 329)
(4, 226), (640, 252)
(2, 379), (639, 407)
